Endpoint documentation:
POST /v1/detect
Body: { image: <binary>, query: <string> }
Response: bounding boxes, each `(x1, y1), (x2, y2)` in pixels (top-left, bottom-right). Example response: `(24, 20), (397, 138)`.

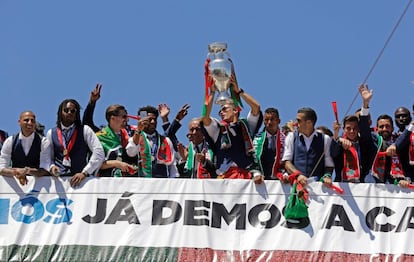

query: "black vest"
(11, 133), (41, 168)
(51, 126), (89, 174)
(293, 132), (325, 178)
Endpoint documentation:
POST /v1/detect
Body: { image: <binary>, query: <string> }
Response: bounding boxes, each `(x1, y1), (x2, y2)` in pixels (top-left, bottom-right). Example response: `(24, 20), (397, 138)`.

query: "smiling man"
(97, 104), (137, 177)
(331, 113), (374, 183)
(0, 111), (49, 185)
(126, 105), (178, 178)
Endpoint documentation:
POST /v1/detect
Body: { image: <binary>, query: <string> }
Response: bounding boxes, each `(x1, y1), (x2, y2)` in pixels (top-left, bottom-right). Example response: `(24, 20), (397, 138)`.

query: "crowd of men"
(1, 77), (414, 191)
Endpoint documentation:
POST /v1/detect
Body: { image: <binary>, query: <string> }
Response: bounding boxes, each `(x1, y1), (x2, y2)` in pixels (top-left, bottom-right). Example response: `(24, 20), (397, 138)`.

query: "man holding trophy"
(201, 42), (263, 182)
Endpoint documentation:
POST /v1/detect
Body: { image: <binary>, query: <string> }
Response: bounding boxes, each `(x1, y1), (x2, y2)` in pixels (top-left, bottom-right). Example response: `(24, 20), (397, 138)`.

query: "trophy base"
(215, 96), (233, 105)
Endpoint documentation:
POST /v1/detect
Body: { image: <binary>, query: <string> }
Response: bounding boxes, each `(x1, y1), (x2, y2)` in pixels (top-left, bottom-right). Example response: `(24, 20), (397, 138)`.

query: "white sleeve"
(126, 137), (140, 157)
(282, 132), (294, 161)
(45, 129), (55, 171)
(39, 136), (52, 170)
(203, 118), (220, 143)
(0, 137), (13, 171)
(83, 125), (105, 175)
(246, 110), (261, 136)
(360, 107), (370, 116)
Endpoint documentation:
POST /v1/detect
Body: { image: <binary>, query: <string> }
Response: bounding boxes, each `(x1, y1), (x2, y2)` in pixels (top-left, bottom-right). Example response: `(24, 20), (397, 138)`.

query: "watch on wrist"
(236, 88), (244, 95)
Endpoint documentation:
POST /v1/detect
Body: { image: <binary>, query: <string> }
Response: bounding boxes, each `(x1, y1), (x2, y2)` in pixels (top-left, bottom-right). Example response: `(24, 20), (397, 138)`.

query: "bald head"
(18, 111), (36, 137)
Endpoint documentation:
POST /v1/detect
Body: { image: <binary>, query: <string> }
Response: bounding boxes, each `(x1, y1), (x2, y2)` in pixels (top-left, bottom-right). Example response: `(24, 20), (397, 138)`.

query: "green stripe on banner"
(0, 245), (179, 262)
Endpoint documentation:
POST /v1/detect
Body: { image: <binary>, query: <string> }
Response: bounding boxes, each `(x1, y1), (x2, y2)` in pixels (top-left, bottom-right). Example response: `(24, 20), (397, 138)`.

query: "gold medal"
(63, 149), (68, 156)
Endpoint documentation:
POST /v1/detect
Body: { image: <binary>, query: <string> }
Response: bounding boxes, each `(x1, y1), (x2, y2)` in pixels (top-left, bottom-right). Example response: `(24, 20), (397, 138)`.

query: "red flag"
(332, 101), (339, 122)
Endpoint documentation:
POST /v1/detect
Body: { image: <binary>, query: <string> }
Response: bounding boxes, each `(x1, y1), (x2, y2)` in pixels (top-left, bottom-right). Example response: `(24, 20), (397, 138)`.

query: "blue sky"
(1, 1), (413, 142)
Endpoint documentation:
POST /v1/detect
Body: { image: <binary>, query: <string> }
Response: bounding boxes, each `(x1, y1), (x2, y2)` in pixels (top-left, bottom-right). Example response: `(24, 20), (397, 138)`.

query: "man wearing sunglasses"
(201, 75), (262, 181)
(0, 111), (49, 185)
(45, 99), (104, 187)
(97, 104), (138, 177)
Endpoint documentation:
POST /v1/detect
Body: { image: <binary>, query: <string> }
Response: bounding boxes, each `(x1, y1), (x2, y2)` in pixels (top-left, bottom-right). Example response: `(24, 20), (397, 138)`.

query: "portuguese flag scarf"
(220, 119), (254, 155)
(342, 144), (360, 182)
(253, 130), (284, 178)
(372, 135), (404, 181)
(410, 132), (414, 165)
(185, 142), (214, 179)
(138, 132), (173, 178)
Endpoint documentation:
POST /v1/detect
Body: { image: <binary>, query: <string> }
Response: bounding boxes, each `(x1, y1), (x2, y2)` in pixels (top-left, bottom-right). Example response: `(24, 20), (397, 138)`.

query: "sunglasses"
(63, 108), (77, 114)
(117, 114), (128, 119)
(112, 113), (128, 119)
(218, 106), (233, 115)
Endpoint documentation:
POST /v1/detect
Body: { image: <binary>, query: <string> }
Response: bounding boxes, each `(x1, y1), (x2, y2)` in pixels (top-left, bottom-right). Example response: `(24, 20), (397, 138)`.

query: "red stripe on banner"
(177, 248), (414, 262)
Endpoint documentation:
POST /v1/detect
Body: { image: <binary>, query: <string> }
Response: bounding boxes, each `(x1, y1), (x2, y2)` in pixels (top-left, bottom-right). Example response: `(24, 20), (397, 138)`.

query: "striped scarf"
(185, 142), (214, 179)
(253, 130), (285, 178)
(372, 135), (404, 181)
(410, 132), (414, 165)
(342, 144), (360, 182)
(220, 119), (254, 155)
(138, 132), (173, 178)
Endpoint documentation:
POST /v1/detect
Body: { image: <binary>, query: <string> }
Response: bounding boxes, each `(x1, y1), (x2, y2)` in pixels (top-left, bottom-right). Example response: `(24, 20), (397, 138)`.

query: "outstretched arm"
(83, 83), (102, 132)
(201, 82), (216, 127)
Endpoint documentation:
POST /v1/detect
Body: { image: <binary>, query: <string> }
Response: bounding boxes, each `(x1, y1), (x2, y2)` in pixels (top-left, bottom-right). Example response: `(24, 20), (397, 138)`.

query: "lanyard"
(57, 128), (78, 159)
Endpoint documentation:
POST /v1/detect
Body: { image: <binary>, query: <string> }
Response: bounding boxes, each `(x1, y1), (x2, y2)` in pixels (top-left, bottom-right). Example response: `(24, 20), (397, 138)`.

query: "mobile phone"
(139, 111), (147, 118)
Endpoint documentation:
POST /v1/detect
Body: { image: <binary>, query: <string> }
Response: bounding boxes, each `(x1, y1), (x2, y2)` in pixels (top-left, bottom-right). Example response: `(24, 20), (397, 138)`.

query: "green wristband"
(319, 173), (331, 182)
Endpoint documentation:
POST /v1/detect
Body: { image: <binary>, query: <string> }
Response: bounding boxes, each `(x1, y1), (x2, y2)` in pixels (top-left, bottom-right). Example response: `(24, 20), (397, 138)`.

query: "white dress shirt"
(44, 125), (105, 175)
(126, 132), (178, 178)
(0, 132), (50, 171)
(282, 130), (334, 168)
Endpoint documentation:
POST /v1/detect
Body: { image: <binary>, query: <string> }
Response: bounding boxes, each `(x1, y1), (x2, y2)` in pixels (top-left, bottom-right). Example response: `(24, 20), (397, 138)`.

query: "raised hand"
(339, 137), (352, 150)
(90, 83), (102, 104)
(359, 84), (373, 106)
(177, 143), (188, 161)
(158, 104), (170, 122)
(175, 104), (190, 121)
(195, 148), (207, 164)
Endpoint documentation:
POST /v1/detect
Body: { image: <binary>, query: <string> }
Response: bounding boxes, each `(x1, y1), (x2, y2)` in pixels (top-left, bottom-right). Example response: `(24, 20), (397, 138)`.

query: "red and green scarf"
(372, 135), (404, 181)
(342, 145), (360, 182)
(253, 130), (285, 179)
(185, 142), (214, 179)
(138, 132), (173, 178)
(219, 119), (254, 155)
(409, 132), (414, 165)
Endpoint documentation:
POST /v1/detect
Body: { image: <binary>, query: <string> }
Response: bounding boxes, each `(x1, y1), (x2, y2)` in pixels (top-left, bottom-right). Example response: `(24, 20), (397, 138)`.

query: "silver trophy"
(207, 42), (233, 105)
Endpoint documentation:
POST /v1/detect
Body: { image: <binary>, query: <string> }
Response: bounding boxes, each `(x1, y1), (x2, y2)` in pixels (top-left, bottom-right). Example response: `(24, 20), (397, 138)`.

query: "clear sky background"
(1, 1), (413, 143)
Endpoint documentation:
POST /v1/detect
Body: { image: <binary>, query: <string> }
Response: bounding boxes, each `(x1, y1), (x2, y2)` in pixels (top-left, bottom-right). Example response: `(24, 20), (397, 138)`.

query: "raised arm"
(230, 75), (261, 116)
(201, 82), (216, 127)
(82, 83), (102, 132)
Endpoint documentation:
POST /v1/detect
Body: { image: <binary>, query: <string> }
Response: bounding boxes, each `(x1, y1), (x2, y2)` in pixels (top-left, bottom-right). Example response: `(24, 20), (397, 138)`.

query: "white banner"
(0, 176), (414, 258)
